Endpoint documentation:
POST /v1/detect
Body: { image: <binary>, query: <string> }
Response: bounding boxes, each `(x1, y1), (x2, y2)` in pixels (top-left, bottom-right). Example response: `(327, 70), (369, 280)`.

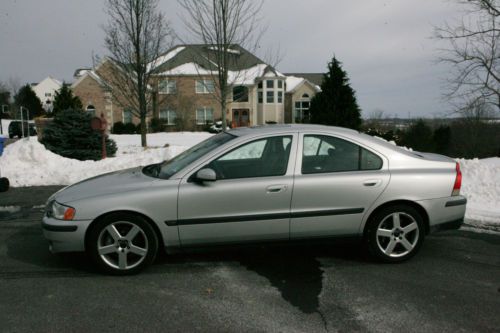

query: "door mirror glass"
(195, 168), (217, 182)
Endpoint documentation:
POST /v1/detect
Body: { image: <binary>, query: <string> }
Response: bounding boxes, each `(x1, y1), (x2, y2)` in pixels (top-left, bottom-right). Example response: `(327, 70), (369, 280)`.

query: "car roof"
(228, 124), (358, 137)
(227, 124), (425, 160)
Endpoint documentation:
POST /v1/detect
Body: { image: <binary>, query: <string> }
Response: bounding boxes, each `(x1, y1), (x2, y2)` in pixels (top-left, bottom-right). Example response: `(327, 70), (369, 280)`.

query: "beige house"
(71, 45), (322, 131)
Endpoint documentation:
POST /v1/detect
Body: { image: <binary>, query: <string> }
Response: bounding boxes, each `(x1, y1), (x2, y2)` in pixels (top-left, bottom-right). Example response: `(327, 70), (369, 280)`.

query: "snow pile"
(0, 132), (211, 187)
(458, 158), (500, 231)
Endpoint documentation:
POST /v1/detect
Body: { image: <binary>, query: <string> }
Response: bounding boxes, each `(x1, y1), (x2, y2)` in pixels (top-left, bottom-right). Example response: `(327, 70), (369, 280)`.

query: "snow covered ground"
(0, 132), (498, 231)
(0, 132), (212, 187)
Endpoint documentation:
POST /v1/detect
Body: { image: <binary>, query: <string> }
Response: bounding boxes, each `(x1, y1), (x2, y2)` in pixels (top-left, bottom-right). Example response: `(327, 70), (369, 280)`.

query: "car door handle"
(363, 179), (382, 187)
(266, 185), (288, 193)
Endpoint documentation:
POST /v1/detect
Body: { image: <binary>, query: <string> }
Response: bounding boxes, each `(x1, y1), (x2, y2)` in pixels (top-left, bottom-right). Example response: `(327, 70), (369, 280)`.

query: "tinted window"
(302, 135), (382, 174)
(209, 136), (292, 180)
(158, 132), (236, 179)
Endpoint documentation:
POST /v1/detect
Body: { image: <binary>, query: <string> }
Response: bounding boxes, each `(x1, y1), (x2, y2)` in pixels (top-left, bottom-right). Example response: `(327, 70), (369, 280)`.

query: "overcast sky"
(0, 0), (465, 118)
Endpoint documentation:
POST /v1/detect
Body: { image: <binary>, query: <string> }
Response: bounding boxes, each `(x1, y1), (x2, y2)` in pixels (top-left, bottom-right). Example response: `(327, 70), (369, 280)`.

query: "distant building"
(71, 45), (324, 131)
(32, 76), (62, 113)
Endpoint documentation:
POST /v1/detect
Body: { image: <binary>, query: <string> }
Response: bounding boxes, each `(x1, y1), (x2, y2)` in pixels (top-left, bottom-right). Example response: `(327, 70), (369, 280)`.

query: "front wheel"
(87, 213), (158, 275)
(365, 205), (425, 263)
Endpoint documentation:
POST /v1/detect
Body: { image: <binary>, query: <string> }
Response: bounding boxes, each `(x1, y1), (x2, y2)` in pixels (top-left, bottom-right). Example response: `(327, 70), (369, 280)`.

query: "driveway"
(0, 187), (499, 332)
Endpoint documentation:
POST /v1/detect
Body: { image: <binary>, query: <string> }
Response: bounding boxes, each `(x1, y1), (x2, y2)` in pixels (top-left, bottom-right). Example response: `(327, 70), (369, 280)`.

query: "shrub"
(41, 109), (117, 161)
(150, 118), (166, 133)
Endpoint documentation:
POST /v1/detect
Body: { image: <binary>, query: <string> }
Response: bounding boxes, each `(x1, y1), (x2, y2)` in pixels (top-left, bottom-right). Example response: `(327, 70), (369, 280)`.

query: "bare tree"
(103, 0), (173, 147)
(178, 0), (266, 129)
(435, 0), (500, 114)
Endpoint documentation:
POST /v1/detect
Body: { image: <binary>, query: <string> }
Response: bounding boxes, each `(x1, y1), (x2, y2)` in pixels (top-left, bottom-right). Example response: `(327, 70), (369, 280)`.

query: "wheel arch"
(84, 210), (165, 252)
(363, 200), (430, 236)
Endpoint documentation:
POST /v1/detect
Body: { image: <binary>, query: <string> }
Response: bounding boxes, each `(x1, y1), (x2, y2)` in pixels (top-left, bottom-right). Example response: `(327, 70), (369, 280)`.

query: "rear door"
(290, 132), (390, 239)
(177, 133), (297, 246)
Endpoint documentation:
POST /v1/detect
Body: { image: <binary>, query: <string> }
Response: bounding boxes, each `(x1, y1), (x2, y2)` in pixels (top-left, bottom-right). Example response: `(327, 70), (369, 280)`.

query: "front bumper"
(42, 216), (92, 253)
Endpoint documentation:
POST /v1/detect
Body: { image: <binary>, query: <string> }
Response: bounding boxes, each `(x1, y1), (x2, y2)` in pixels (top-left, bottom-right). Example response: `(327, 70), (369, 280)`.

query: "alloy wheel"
(375, 212), (420, 258)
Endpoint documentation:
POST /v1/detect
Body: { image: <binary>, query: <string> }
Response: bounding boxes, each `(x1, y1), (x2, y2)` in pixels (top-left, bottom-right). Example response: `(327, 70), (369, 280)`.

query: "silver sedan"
(42, 125), (467, 274)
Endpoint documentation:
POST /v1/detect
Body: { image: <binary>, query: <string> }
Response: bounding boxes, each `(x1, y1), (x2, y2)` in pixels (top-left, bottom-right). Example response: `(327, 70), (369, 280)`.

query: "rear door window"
(301, 135), (382, 174)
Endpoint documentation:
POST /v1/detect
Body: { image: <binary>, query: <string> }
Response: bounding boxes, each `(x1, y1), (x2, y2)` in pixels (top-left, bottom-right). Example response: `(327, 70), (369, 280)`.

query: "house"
(71, 45), (324, 131)
(32, 76), (62, 112)
(284, 73), (323, 123)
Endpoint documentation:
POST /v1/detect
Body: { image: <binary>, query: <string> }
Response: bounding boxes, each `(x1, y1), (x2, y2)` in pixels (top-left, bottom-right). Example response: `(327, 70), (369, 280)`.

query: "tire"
(87, 213), (158, 275)
(364, 205), (425, 263)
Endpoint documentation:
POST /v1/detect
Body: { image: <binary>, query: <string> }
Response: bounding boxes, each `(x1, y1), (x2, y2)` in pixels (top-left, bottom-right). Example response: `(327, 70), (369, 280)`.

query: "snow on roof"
(157, 62), (213, 76)
(147, 46), (186, 72)
(285, 76), (322, 93)
(157, 63), (281, 86)
(285, 76), (305, 93)
(207, 46), (241, 55)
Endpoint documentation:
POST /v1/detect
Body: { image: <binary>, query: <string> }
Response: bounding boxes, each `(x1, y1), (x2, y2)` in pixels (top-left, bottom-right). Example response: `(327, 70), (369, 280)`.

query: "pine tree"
(309, 56), (362, 130)
(52, 84), (83, 115)
(14, 84), (44, 118)
(41, 109), (117, 161)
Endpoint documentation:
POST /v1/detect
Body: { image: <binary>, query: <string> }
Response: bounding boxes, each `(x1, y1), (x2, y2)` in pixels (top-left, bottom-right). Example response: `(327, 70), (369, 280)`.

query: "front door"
(232, 109), (250, 127)
(291, 133), (390, 238)
(177, 134), (297, 246)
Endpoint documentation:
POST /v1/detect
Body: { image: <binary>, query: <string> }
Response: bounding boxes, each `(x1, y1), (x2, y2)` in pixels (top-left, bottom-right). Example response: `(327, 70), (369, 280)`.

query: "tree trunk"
(140, 113), (147, 147)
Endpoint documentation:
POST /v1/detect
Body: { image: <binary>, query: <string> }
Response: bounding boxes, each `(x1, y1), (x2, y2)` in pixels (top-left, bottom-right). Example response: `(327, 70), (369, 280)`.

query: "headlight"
(49, 201), (76, 221)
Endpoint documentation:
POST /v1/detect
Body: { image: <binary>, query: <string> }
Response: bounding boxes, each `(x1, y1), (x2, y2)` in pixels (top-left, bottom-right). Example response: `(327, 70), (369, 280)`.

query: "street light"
(20, 106), (30, 140)
(0, 105), (9, 135)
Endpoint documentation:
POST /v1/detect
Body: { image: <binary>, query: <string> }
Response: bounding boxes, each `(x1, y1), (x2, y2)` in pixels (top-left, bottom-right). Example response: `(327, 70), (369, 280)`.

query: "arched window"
(86, 105), (96, 117)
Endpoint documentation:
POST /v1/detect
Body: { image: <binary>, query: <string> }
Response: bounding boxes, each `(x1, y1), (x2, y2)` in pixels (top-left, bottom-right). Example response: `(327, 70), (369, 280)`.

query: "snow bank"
(458, 158), (500, 231)
(0, 132), (211, 187)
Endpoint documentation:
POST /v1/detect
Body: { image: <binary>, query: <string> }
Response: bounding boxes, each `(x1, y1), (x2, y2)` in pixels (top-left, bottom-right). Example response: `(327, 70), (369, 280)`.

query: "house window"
(233, 86), (249, 102)
(266, 91), (274, 104)
(86, 105), (96, 117)
(277, 91), (283, 104)
(45, 93), (52, 97)
(258, 81), (263, 89)
(123, 109), (133, 124)
(258, 91), (263, 104)
(277, 80), (283, 89)
(294, 95), (311, 123)
(266, 80), (274, 89)
(159, 109), (177, 126)
(196, 80), (215, 94)
(159, 79), (177, 94)
(196, 107), (214, 125)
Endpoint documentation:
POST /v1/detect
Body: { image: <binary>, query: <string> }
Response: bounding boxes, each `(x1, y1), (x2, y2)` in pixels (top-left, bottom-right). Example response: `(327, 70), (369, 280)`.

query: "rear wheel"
(88, 213), (158, 275)
(365, 205), (424, 263)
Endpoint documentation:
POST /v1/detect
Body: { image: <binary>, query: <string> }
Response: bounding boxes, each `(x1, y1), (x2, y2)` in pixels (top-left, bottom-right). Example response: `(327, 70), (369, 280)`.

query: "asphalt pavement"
(0, 186), (499, 332)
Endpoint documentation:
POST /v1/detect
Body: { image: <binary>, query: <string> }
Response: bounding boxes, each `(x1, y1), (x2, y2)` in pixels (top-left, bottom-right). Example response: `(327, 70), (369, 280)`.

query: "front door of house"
(232, 109), (250, 127)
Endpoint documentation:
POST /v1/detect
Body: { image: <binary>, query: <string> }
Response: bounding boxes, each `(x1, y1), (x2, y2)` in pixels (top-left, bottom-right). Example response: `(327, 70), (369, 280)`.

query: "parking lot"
(1, 186), (499, 332)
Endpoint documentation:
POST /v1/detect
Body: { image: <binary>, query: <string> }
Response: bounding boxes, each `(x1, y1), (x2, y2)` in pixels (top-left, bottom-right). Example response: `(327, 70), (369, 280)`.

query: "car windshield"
(143, 132), (236, 179)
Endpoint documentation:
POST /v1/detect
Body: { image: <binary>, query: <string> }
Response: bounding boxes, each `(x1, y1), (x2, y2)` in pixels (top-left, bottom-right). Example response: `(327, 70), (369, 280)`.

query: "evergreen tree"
(309, 56), (362, 130)
(52, 84), (83, 114)
(0, 90), (10, 119)
(41, 109), (117, 161)
(401, 119), (434, 152)
(14, 84), (44, 118)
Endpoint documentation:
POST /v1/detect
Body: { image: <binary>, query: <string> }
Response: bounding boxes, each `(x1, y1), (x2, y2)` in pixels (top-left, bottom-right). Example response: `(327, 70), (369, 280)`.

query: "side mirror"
(0, 177), (9, 193)
(195, 168), (217, 182)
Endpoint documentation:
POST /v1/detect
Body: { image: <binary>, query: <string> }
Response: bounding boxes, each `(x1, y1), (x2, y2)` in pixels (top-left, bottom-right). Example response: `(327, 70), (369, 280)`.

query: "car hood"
(53, 167), (157, 204)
